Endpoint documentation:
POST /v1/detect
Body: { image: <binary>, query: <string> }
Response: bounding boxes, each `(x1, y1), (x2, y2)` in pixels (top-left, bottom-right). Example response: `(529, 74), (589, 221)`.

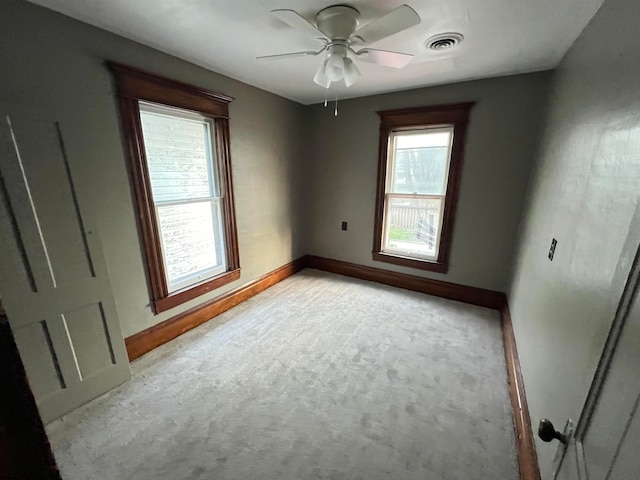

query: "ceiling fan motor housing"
(316, 5), (360, 40)
(327, 44), (348, 58)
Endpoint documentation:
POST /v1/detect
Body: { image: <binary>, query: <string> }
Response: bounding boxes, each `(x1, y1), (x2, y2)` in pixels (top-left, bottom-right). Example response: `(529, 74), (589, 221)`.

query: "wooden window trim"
(107, 62), (240, 314)
(372, 102), (474, 273)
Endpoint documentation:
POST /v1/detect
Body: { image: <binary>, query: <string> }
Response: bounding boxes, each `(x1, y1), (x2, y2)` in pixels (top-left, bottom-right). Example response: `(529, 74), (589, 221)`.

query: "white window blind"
(139, 102), (226, 293)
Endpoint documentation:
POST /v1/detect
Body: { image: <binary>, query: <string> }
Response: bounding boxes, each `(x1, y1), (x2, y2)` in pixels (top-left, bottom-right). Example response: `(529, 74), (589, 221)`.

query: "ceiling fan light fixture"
(343, 57), (360, 87)
(313, 58), (331, 88)
(326, 53), (345, 82)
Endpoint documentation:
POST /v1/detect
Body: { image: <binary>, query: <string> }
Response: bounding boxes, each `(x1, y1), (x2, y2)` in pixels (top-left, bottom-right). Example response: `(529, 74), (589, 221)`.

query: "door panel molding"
(1, 115), (56, 291)
(0, 105), (130, 423)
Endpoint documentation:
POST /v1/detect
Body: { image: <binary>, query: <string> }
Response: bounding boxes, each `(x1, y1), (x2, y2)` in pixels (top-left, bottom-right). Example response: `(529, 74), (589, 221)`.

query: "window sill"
(153, 268), (241, 314)
(372, 251), (449, 274)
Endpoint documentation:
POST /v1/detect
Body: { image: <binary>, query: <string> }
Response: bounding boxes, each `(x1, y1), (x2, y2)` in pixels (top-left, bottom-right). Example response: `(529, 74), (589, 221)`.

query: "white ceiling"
(28, 0), (605, 105)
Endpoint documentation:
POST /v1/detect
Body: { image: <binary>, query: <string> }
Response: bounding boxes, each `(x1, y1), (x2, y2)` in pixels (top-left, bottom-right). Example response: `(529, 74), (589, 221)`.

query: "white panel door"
(0, 107), (130, 424)
(555, 242), (640, 479)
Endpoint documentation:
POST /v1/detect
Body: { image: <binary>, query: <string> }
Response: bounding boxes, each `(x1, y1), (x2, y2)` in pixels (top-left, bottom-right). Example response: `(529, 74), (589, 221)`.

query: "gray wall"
(508, 0), (640, 477)
(305, 73), (552, 292)
(0, 0), (306, 338)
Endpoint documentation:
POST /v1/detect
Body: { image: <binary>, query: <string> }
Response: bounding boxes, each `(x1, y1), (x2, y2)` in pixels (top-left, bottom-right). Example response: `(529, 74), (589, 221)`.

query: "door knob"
(538, 419), (568, 444)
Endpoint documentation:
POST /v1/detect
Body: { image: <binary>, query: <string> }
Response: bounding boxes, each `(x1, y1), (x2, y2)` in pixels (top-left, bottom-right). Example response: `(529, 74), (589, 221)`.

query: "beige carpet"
(47, 269), (518, 479)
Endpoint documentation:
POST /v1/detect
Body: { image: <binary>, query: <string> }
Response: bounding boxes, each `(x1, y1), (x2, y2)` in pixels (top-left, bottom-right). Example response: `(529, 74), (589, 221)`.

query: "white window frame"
(381, 127), (454, 261)
(139, 102), (228, 293)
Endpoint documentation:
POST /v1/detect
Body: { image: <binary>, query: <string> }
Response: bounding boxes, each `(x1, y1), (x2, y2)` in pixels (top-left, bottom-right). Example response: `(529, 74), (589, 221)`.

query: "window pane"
(140, 106), (214, 203)
(384, 196), (442, 259)
(391, 130), (452, 195)
(157, 201), (226, 292)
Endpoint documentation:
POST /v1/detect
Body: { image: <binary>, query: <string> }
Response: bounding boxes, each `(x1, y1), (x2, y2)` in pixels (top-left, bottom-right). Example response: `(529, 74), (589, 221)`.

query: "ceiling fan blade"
(271, 9), (329, 40)
(257, 49), (325, 60)
(350, 5), (420, 45)
(355, 49), (414, 68)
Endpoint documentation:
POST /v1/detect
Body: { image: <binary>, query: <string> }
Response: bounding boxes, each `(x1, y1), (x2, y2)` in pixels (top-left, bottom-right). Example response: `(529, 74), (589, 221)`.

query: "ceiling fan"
(258, 4), (421, 88)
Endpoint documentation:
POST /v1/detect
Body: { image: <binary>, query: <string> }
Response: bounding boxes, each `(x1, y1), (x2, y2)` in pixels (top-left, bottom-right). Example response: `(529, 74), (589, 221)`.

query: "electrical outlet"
(341, 221), (348, 231)
(548, 238), (558, 261)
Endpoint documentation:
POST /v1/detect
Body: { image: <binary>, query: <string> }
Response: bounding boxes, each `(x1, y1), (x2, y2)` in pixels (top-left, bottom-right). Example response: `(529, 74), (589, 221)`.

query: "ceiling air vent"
(426, 33), (464, 51)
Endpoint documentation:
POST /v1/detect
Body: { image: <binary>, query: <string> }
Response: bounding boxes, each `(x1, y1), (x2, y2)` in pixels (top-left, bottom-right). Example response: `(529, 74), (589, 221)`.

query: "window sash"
(140, 102), (221, 202)
(155, 198), (227, 292)
(382, 193), (446, 261)
(387, 126), (454, 196)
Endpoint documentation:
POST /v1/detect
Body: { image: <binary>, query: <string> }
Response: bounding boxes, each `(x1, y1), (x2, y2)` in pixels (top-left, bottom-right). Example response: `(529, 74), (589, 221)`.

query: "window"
(139, 103), (227, 293)
(108, 63), (240, 313)
(373, 103), (474, 273)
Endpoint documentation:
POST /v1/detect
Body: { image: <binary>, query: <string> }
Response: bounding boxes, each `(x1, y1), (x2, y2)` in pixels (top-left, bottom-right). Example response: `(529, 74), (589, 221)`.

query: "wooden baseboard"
(306, 255), (505, 310)
(501, 302), (541, 480)
(125, 257), (307, 361)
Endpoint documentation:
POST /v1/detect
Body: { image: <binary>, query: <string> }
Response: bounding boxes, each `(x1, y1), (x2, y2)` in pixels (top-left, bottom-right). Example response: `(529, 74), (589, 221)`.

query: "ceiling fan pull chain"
(334, 97), (338, 116)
